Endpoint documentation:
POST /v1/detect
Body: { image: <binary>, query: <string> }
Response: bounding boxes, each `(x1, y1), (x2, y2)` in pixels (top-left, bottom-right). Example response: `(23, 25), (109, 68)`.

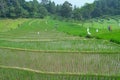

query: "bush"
(85, 34), (93, 38)
(95, 36), (102, 39)
(110, 39), (120, 44)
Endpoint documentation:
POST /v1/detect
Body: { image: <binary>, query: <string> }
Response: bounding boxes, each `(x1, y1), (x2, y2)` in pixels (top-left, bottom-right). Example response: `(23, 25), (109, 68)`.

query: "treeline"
(0, 0), (120, 19)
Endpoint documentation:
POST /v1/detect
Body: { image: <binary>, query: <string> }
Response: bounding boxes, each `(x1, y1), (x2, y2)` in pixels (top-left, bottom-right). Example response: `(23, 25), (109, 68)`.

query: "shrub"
(85, 34), (93, 38)
(110, 39), (120, 44)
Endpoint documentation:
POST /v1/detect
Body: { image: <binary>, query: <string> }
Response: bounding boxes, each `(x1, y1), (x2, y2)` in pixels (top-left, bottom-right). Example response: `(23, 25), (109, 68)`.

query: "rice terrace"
(0, 0), (120, 80)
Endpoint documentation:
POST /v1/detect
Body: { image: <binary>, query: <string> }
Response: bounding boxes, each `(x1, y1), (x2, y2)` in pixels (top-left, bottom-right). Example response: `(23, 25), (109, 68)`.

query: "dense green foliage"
(0, 0), (120, 19)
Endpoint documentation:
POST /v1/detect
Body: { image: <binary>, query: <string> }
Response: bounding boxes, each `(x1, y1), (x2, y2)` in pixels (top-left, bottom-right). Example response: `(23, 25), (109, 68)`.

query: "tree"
(0, 0), (8, 17)
(80, 3), (95, 19)
(0, 0), (119, 19)
(60, 1), (72, 18)
(56, 4), (62, 16)
(91, 8), (102, 17)
(38, 5), (48, 18)
(41, 0), (48, 5)
(46, 1), (56, 14)
(31, 0), (39, 17)
(6, 0), (22, 18)
(73, 8), (82, 20)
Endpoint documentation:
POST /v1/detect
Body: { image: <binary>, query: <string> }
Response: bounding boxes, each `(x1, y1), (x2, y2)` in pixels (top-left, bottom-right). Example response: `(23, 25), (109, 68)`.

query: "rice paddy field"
(0, 17), (120, 80)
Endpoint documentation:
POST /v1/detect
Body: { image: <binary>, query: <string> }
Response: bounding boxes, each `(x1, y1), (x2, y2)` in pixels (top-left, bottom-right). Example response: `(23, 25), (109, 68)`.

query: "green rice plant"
(0, 39), (119, 52)
(0, 18), (120, 44)
(0, 48), (120, 76)
(1, 67), (119, 80)
(0, 18), (120, 80)
(0, 18), (28, 32)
